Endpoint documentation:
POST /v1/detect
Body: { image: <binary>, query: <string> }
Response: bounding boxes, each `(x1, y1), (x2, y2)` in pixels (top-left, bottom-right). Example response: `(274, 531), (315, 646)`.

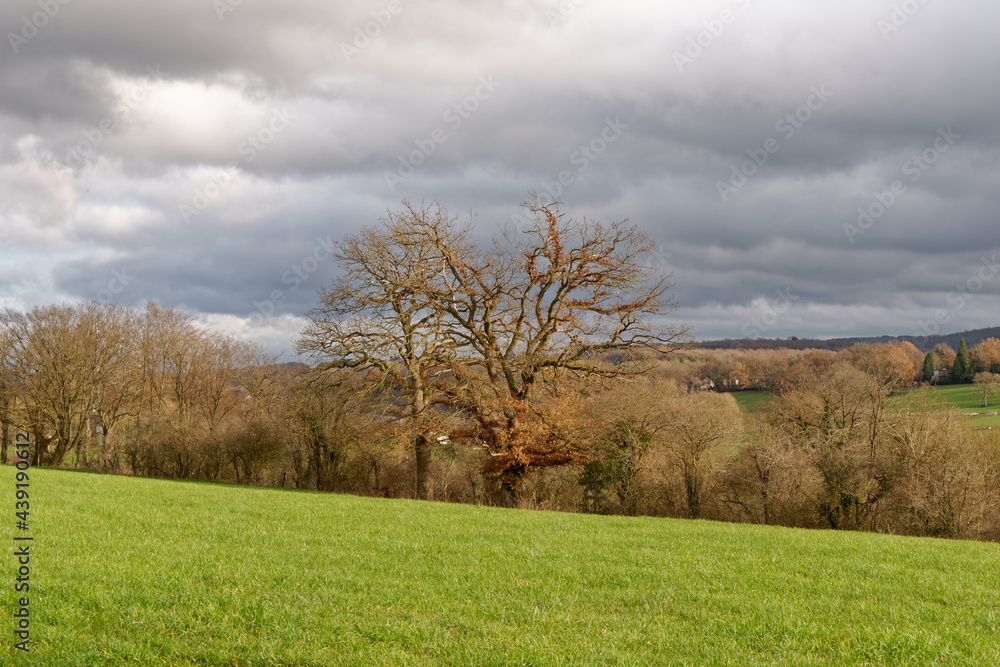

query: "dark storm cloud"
(50, 178), (376, 314)
(2, 0), (1000, 355)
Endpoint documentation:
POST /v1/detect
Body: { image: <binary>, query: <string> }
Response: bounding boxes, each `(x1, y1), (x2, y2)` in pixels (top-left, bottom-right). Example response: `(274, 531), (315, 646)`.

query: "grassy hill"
(730, 390), (776, 412)
(896, 384), (1000, 428)
(4, 467), (999, 665)
(732, 385), (1000, 429)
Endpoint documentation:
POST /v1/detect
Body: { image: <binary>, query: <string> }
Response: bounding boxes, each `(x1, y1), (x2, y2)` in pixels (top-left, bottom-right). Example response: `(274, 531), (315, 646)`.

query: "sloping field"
(896, 384), (1000, 428)
(3, 467), (999, 665)
(736, 385), (1000, 428)
(729, 390), (776, 412)
(908, 383), (994, 411)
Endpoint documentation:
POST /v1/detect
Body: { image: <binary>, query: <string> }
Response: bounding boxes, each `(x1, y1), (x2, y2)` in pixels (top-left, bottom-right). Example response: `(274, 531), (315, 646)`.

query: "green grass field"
(3, 467), (999, 666)
(730, 391), (775, 412)
(895, 384), (1000, 429)
(901, 383), (995, 411)
(732, 385), (1000, 429)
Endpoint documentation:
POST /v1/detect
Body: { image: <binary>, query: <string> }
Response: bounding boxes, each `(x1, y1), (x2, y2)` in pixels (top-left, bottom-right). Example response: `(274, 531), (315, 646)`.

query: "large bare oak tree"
(300, 198), (689, 505)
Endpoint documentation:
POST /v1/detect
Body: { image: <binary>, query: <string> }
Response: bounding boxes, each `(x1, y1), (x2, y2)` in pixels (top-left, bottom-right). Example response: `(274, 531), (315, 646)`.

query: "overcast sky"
(2, 0), (998, 356)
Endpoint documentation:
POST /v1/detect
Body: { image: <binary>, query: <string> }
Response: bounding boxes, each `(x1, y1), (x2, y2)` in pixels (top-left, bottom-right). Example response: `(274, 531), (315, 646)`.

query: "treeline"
(2, 305), (997, 540)
(0, 302), (407, 493)
(2, 199), (998, 542)
(662, 338), (1000, 391)
(605, 347), (1000, 540)
(696, 326), (1000, 353)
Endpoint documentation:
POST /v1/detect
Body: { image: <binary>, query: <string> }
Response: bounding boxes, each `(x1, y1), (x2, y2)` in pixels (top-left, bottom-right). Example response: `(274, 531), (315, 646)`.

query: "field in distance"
(732, 384), (1000, 429)
(896, 384), (1000, 429)
(4, 467), (998, 665)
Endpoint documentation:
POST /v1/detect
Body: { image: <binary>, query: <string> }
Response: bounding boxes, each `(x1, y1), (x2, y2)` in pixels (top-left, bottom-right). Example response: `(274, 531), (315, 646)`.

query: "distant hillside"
(696, 326), (1000, 352)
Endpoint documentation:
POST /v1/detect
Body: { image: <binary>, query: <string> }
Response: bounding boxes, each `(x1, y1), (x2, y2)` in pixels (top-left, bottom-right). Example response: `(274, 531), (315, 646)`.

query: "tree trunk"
(500, 481), (518, 508)
(97, 422), (108, 471)
(415, 433), (432, 500)
(411, 375), (432, 500)
(761, 485), (771, 526)
(313, 443), (326, 492)
(685, 462), (701, 519)
(76, 431), (88, 469)
(31, 426), (46, 466)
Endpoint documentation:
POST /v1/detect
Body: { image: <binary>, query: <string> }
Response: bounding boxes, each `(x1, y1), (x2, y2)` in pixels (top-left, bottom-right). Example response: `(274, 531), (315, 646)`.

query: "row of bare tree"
(0, 302), (268, 469)
(607, 347), (1000, 541)
(664, 339), (1000, 391)
(0, 301), (413, 494)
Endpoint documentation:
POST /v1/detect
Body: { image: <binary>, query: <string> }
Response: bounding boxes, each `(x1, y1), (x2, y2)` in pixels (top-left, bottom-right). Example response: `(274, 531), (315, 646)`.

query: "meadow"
(894, 384), (1000, 429)
(734, 384), (1000, 428)
(3, 466), (998, 665)
(730, 390), (776, 413)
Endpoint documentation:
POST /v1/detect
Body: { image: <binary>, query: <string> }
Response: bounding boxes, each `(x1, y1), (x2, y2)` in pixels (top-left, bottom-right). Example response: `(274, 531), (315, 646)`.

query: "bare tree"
(300, 199), (689, 505)
(775, 358), (903, 531)
(579, 377), (679, 515)
(974, 372), (1000, 408)
(421, 199), (690, 504)
(123, 303), (272, 481)
(660, 390), (741, 519)
(1, 302), (134, 467)
(135, 303), (206, 429)
(843, 343), (915, 458)
(81, 305), (143, 471)
(284, 372), (396, 493)
(719, 417), (819, 527)
(889, 408), (1000, 539)
(297, 204), (460, 499)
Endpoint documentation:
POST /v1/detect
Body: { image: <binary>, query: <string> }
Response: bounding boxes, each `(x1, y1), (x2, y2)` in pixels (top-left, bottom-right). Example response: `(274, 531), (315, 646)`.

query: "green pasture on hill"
(2, 466), (999, 665)
(896, 383), (1000, 429)
(729, 390), (776, 413)
(732, 384), (1000, 428)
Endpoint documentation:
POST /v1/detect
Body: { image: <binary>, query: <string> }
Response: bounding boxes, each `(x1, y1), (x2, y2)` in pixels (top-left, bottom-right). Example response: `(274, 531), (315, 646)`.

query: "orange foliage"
(445, 366), (586, 490)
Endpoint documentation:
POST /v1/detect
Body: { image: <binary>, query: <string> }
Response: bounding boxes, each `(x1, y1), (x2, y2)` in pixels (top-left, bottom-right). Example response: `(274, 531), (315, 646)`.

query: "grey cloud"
(3, 0), (1000, 356)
